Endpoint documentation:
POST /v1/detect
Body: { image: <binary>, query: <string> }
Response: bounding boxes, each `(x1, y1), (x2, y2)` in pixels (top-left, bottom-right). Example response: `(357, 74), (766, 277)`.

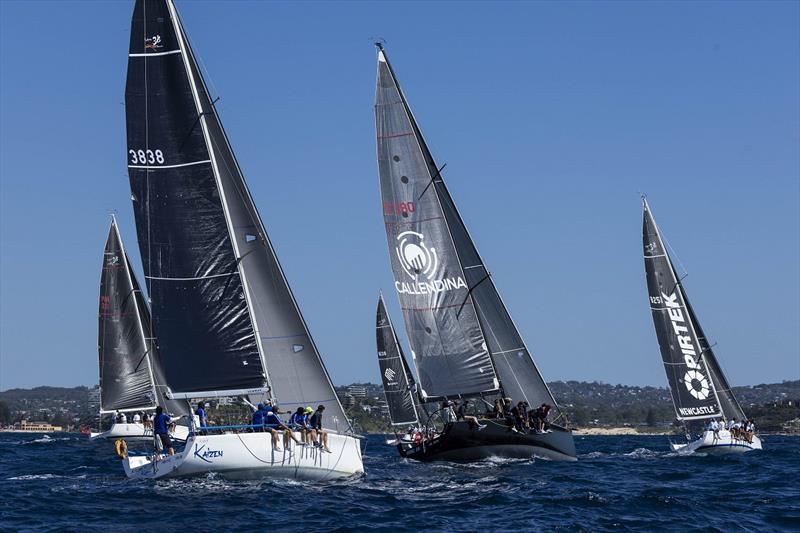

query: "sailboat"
(642, 197), (762, 454)
(373, 44), (576, 462)
(119, 0), (363, 480)
(91, 215), (190, 442)
(376, 294), (426, 445)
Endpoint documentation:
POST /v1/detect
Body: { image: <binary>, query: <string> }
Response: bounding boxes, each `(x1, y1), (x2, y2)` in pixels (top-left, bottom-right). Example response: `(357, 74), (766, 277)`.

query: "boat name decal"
(662, 291), (714, 405)
(193, 443), (223, 463)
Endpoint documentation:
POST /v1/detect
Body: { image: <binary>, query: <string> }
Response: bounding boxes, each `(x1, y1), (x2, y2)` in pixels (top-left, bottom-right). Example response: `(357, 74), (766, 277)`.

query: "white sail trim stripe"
(128, 159), (211, 170)
(644, 254), (666, 258)
(145, 271), (238, 281)
(129, 49), (182, 57)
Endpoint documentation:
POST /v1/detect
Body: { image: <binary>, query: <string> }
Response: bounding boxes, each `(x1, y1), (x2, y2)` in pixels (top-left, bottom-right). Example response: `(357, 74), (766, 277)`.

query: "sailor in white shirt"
(132, 412), (141, 423)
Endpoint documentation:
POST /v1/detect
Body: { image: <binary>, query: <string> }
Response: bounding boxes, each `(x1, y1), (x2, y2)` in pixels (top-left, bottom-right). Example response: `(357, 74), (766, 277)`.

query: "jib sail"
(376, 294), (420, 426)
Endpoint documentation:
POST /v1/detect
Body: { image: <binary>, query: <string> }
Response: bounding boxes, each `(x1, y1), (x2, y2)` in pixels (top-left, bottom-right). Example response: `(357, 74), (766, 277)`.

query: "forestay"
(376, 294), (420, 426)
(125, 0), (348, 430)
(642, 199), (722, 420)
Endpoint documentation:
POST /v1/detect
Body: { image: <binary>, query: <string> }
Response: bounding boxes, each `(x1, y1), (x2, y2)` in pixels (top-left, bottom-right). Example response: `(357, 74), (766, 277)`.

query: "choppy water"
(0, 433), (798, 531)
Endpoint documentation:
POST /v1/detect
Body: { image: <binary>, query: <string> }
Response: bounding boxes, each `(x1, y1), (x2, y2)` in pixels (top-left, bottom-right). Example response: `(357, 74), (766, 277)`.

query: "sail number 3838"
(129, 149), (164, 165)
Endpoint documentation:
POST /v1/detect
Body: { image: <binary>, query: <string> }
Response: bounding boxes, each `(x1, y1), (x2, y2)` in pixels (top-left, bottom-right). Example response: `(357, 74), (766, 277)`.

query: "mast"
(375, 45), (560, 413)
(98, 216), (157, 413)
(125, 0), (349, 430)
(642, 198), (723, 421)
(376, 293), (420, 426)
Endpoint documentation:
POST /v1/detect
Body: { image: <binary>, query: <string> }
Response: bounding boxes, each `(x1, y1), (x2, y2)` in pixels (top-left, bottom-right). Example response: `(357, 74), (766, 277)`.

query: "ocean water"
(0, 433), (798, 532)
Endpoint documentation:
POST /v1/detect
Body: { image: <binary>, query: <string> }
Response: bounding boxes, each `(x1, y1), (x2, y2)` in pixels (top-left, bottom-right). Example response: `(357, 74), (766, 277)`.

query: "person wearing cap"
(308, 405), (331, 452)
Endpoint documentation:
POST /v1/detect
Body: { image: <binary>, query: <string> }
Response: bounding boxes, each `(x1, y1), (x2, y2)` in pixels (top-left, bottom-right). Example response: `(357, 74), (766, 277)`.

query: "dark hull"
(398, 420), (576, 462)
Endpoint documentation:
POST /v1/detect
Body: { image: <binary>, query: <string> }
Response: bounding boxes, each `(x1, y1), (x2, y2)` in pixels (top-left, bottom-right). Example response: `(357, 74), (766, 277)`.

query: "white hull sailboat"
(642, 198), (762, 455)
(118, 0), (363, 481)
(123, 431), (362, 481)
(670, 430), (763, 455)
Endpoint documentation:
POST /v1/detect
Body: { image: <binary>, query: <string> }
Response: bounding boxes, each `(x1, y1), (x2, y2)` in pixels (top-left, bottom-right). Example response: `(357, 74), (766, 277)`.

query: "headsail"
(684, 290), (746, 422)
(125, 0), (349, 430)
(98, 217), (157, 412)
(99, 217), (189, 416)
(376, 294), (420, 426)
(375, 46), (559, 413)
(642, 198), (722, 420)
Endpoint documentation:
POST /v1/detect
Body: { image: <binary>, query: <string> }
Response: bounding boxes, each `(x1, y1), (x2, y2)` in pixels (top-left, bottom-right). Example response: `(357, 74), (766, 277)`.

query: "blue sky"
(1, 1), (798, 390)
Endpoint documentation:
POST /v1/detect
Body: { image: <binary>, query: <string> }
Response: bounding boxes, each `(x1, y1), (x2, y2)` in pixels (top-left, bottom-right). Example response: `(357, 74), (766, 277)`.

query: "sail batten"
(642, 199), (725, 421)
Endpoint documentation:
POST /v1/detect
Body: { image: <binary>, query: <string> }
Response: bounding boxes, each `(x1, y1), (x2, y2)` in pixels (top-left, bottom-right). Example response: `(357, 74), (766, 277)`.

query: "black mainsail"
(125, 0), (349, 430)
(98, 216), (188, 416)
(376, 294), (420, 426)
(375, 46), (560, 415)
(643, 198), (729, 421)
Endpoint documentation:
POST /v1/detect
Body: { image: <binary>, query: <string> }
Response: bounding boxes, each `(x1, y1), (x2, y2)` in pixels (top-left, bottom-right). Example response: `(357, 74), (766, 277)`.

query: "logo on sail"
(662, 291), (714, 406)
(645, 242), (657, 253)
(145, 35), (163, 50)
(384, 368), (397, 382)
(396, 231), (437, 280)
(393, 231), (468, 296)
(684, 369), (710, 400)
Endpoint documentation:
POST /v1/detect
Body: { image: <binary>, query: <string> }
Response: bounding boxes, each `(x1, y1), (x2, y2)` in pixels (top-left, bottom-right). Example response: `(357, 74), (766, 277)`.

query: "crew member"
(195, 402), (208, 430)
(309, 405), (331, 452)
(153, 406), (174, 456)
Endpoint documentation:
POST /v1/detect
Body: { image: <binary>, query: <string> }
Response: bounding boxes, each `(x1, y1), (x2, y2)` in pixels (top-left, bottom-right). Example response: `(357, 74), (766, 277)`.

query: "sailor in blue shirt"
(265, 403), (302, 450)
(252, 403), (265, 432)
(153, 406), (174, 456)
(195, 402), (208, 429)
